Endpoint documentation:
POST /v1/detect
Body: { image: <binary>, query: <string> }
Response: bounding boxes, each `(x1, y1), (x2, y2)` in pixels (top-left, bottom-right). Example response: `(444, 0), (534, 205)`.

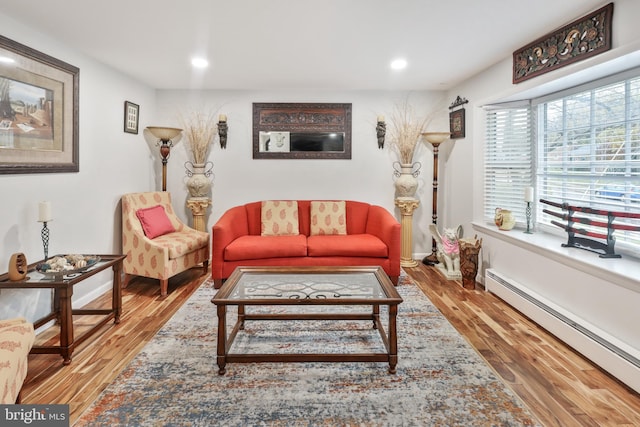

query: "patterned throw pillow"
(310, 201), (347, 235)
(261, 200), (300, 236)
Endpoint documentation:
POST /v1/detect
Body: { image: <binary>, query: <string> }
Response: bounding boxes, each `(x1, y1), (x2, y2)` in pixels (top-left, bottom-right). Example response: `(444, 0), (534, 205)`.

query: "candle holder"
(524, 201), (533, 234)
(39, 221), (50, 260)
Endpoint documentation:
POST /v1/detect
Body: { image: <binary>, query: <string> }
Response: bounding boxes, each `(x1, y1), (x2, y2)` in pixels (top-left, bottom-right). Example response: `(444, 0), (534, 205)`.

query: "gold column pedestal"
(186, 197), (212, 232)
(395, 197), (420, 268)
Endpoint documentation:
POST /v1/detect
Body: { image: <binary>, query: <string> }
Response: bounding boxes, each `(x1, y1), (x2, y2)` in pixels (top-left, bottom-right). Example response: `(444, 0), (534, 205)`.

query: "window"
(484, 69), (640, 254)
(483, 102), (534, 226)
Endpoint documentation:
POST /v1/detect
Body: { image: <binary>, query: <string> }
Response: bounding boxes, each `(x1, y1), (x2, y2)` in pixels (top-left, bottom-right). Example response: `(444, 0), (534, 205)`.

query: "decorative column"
(395, 197), (420, 267)
(186, 197), (212, 232)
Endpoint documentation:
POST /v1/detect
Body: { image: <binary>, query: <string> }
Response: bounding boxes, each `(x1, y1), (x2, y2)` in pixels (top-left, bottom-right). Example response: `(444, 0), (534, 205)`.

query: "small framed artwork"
(449, 108), (465, 139)
(124, 101), (139, 134)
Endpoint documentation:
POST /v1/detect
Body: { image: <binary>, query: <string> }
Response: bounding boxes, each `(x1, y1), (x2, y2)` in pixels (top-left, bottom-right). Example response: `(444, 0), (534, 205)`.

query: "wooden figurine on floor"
(459, 236), (482, 290)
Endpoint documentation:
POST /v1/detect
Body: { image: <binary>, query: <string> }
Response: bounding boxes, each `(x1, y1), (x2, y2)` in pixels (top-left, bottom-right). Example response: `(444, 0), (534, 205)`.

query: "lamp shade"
(146, 126), (182, 141)
(421, 132), (451, 144)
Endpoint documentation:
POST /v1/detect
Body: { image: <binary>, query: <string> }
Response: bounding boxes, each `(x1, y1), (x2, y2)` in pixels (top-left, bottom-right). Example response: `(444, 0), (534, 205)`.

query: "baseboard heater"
(485, 268), (640, 394)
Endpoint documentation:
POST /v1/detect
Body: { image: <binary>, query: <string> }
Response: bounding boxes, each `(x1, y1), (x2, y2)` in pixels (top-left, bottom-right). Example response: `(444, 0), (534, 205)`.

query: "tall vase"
(393, 161), (421, 198)
(185, 161), (214, 198)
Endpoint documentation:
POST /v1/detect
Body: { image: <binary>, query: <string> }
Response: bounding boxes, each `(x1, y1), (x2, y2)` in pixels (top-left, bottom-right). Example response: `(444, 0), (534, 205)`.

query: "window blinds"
(483, 103), (534, 226)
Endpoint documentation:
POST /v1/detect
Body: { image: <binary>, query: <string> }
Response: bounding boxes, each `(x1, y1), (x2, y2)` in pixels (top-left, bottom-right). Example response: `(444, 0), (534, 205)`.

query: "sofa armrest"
(211, 205), (250, 279)
(365, 205), (401, 274)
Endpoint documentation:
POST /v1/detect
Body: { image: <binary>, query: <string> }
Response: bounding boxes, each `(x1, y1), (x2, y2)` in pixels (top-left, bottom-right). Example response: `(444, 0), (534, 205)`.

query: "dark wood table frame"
(211, 266), (403, 375)
(0, 254), (126, 365)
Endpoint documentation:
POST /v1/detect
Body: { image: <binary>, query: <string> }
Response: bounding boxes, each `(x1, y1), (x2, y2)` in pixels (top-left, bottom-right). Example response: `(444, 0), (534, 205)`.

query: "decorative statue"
(376, 120), (386, 149)
(429, 224), (462, 280)
(459, 236), (483, 290)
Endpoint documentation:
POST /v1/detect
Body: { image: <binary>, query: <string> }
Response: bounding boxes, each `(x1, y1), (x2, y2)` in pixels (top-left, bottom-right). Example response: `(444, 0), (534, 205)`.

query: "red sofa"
(211, 200), (401, 288)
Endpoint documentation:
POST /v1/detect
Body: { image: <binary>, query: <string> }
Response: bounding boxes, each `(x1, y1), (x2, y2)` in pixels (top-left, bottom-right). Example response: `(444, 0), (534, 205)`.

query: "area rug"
(76, 273), (540, 426)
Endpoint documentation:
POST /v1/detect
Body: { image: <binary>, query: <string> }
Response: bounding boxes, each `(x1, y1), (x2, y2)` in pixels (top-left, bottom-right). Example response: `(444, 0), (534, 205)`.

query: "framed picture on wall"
(449, 108), (465, 139)
(0, 35), (79, 174)
(124, 101), (139, 134)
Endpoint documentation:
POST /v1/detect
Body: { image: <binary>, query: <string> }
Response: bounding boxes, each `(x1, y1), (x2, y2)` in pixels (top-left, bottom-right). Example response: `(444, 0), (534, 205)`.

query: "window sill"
(472, 222), (640, 294)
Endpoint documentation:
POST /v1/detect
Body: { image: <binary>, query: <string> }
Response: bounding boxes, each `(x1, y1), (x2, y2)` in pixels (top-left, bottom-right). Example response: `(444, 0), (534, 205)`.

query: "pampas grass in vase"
(180, 110), (218, 165)
(388, 100), (430, 165)
(179, 110), (218, 198)
(388, 100), (432, 198)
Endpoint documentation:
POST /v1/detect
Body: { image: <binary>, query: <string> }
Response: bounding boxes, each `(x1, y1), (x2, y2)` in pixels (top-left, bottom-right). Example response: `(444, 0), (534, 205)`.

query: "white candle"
(38, 201), (52, 222)
(219, 114), (227, 122)
(524, 187), (534, 203)
(377, 115), (385, 122)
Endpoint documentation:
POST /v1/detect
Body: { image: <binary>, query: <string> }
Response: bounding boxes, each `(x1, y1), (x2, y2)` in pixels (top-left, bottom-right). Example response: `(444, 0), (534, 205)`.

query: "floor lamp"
(146, 127), (182, 191)
(421, 131), (451, 265)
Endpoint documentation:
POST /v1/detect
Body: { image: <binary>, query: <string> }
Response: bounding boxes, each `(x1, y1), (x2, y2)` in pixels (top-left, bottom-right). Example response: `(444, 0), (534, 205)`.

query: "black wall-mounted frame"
(253, 102), (352, 159)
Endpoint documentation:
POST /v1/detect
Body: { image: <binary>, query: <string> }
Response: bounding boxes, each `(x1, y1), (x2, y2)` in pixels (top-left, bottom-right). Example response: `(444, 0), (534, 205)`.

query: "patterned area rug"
(76, 273), (540, 426)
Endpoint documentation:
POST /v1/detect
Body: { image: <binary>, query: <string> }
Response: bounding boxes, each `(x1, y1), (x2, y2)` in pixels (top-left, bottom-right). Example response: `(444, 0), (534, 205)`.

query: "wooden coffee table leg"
(238, 304), (245, 330)
(372, 304), (379, 329)
(216, 305), (227, 375)
(388, 304), (398, 374)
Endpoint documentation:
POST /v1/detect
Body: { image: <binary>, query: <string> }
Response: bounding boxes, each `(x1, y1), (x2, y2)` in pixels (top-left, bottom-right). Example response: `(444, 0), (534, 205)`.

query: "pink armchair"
(122, 192), (210, 297)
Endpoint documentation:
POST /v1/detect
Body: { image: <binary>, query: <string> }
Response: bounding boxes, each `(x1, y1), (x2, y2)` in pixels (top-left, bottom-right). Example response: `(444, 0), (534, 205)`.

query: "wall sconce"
(218, 114), (228, 149)
(376, 115), (386, 149)
(146, 126), (182, 191)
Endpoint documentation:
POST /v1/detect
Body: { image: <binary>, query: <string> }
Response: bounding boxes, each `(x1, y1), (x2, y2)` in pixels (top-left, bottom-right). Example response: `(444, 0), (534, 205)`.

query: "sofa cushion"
(307, 234), (388, 257)
(261, 200), (300, 236)
(310, 201), (347, 235)
(225, 235), (308, 261)
(136, 205), (175, 239)
(152, 228), (210, 259)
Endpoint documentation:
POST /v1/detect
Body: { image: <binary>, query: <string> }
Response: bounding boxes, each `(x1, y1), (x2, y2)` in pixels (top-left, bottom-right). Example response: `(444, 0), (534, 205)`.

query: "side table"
(0, 254), (126, 365)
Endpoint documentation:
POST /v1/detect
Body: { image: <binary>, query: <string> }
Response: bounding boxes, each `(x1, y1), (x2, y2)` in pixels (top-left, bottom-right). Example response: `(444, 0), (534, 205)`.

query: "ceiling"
(3, 0), (607, 91)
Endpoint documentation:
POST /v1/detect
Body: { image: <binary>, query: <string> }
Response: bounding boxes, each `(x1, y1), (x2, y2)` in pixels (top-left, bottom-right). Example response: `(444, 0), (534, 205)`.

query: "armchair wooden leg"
(123, 273), (134, 288)
(160, 279), (169, 297)
(203, 260), (209, 274)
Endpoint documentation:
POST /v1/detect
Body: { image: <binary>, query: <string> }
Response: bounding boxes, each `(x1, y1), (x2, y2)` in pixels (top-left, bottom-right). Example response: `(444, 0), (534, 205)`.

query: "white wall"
(0, 12), (449, 321)
(0, 13), (157, 322)
(155, 90), (449, 256)
(443, 0), (640, 377)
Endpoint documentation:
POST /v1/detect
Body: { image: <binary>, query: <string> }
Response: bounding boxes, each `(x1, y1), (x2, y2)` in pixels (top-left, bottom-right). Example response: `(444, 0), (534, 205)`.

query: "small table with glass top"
(0, 254), (126, 365)
(211, 266), (403, 375)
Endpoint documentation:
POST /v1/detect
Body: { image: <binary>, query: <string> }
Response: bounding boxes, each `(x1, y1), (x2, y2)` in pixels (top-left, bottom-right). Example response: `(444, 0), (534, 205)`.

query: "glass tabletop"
(213, 267), (402, 304)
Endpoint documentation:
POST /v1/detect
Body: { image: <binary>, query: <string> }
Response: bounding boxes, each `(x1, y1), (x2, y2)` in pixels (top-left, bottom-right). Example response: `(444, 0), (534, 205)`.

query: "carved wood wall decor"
(512, 3), (613, 84)
(253, 103), (352, 159)
(448, 96), (468, 140)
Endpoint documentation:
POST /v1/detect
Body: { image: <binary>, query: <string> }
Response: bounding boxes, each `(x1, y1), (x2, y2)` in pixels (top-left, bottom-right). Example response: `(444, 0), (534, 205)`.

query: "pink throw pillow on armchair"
(136, 205), (175, 239)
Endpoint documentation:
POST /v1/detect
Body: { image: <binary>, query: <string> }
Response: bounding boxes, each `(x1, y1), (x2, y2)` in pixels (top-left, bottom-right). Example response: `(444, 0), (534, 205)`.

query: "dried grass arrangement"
(388, 101), (431, 164)
(179, 110), (218, 164)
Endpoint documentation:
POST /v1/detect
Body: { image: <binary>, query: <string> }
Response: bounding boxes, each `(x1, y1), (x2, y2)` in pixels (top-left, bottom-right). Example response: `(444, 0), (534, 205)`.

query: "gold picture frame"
(0, 35), (79, 174)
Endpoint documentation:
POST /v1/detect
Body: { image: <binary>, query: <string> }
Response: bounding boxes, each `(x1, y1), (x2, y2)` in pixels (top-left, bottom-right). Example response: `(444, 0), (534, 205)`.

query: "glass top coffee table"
(211, 266), (403, 375)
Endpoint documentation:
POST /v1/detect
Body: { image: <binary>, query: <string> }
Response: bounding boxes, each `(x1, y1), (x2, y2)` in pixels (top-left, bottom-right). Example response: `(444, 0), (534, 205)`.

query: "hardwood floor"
(21, 265), (640, 426)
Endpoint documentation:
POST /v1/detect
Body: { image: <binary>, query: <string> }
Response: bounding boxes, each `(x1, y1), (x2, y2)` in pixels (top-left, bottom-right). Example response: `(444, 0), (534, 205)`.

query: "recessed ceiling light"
(191, 58), (209, 69)
(0, 56), (15, 64)
(390, 59), (407, 70)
